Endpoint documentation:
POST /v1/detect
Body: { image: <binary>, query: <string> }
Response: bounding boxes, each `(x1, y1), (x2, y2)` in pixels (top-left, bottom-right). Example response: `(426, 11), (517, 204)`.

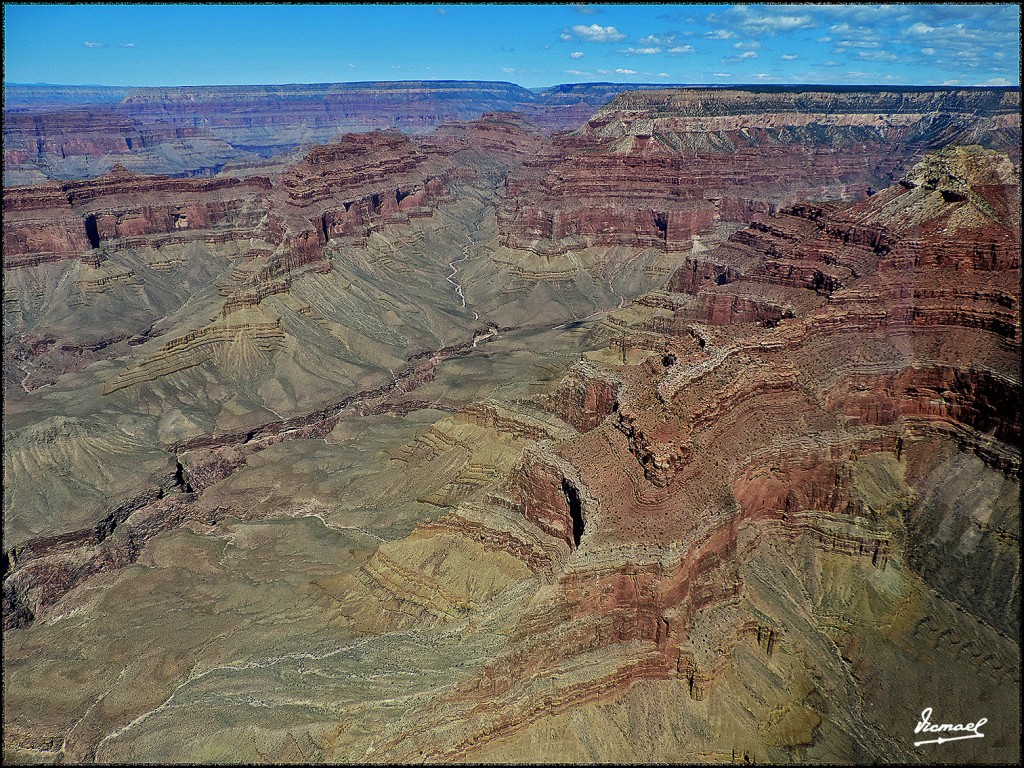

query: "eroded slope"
(2, 91), (1020, 765)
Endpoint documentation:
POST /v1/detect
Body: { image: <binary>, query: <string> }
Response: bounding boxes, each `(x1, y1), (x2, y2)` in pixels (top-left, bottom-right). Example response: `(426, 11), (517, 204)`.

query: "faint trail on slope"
(93, 629), (423, 758)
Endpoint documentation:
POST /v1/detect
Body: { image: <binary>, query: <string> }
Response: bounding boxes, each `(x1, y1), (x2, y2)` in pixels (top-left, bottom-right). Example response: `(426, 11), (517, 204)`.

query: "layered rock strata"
(324, 147), (1019, 762)
(499, 87), (1021, 254)
(3, 81), (655, 184)
(1, 86), (1020, 764)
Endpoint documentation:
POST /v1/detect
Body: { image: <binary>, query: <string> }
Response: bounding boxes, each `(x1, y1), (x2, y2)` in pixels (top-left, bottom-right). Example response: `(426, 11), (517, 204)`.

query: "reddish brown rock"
(539, 361), (620, 432)
(2, 166), (272, 267)
(1, 88), (1019, 764)
(3, 81), (627, 184)
(366, 147), (1019, 761)
(498, 87), (1020, 254)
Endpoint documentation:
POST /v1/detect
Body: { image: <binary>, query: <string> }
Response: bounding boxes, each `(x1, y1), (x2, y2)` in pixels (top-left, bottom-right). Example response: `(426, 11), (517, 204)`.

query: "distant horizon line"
(5, 79), (1021, 91)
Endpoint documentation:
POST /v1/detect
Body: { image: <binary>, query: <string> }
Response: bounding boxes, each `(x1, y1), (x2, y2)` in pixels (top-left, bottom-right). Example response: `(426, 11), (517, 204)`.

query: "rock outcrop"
(3, 165), (271, 267)
(326, 146), (1019, 762)
(499, 87), (1020, 254)
(3, 81), (663, 184)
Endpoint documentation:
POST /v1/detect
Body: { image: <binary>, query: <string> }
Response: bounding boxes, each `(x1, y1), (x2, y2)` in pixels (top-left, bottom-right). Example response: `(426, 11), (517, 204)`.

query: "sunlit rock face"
(3, 81), (690, 185)
(2, 86), (1020, 765)
(498, 87), (1020, 253)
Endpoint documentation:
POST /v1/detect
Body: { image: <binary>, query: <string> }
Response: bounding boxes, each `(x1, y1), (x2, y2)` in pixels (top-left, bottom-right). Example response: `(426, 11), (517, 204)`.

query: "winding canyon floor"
(2, 179), (697, 762)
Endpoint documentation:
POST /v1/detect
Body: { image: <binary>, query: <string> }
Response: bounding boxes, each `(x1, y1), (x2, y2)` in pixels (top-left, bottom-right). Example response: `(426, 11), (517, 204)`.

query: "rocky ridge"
(327, 145), (1020, 763)
(499, 86), (1020, 254)
(3, 81), (683, 185)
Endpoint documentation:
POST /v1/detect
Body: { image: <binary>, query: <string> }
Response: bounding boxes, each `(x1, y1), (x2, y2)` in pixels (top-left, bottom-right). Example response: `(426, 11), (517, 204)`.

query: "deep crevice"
(654, 211), (669, 239)
(562, 479), (585, 549)
(84, 214), (100, 249)
(174, 459), (195, 494)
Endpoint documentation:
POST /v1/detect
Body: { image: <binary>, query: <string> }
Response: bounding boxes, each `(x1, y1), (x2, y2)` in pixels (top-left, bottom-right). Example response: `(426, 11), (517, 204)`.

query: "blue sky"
(3, 3), (1019, 88)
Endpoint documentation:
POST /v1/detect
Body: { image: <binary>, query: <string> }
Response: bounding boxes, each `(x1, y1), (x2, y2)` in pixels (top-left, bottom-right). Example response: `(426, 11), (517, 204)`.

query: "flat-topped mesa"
(583, 86), (1022, 164)
(273, 130), (455, 244)
(280, 131), (431, 201)
(2, 110), (187, 161)
(425, 112), (547, 164)
(3, 128), (461, 272)
(3, 80), (551, 184)
(2, 166), (272, 267)
(587, 86), (1019, 128)
(116, 80), (539, 121)
(498, 87), (1021, 254)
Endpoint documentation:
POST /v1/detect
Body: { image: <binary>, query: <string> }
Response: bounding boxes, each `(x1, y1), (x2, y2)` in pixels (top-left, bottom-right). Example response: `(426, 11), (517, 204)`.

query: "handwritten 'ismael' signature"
(914, 707), (988, 747)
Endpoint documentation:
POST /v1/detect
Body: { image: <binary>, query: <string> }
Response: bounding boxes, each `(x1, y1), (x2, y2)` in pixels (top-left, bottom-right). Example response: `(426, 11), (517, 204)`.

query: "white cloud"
(733, 41), (761, 50)
(119, 42), (136, 48)
(817, 36), (832, 43)
(856, 50), (898, 62)
(738, 51), (758, 59)
(573, 4), (597, 14)
(981, 77), (1011, 86)
(668, 45), (694, 54)
(501, 67), (516, 74)
(836, 40), (881, 49)
(570, 51), (584, 59)
(639, 33), (677, 45)
(615, 68), (637, 74)
(714, 72), (731, 77)
(942, 79), (960, 85)
(572, 24), (626, 42)
(828, 22), (884, 51)
(705, 29), (736, 39)
(436, 7), (446, 15)
(780, 54), (798, 60)
(730, 6), (815, 34)
(565, 69), (591, 76)
(561, 32), (572, 41)
(82, 41), (104, 48)
(658, 72), (670, 77)
(888, 18), (1019, 80)
(626, 47), (661, 55)
(816, 4), (916, 25)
